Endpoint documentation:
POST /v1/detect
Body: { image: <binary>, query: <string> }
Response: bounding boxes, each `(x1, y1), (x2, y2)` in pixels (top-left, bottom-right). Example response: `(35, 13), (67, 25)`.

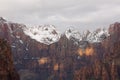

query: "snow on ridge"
(0, 17), (110, 45)
(65, 28), (82, 41)
(87, 28), (110, 43)
(23, 25), (61, 45)
(0, 17), (6, 22)
(65, 27), (110, 44)
(24, 25), (109, 45)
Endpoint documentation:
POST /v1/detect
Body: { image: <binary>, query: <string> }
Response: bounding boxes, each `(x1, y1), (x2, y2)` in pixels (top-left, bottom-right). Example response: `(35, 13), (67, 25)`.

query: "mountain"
(0, 17), (120, 80)
(74, 22), (120, 80)
(65, 27), (109, 44)
(0, 38), (20, 80)
(23, 25), (61, 45)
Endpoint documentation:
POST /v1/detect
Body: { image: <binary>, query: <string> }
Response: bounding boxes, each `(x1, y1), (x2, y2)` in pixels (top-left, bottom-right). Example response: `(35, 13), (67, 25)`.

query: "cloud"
(0, 0), (120, 32)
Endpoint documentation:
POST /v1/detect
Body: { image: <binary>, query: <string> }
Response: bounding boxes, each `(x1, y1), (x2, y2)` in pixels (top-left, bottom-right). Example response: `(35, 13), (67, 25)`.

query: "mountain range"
(0, 17), (120, 80)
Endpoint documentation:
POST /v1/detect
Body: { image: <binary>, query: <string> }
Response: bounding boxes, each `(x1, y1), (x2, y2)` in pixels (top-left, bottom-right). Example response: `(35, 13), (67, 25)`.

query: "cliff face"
(0, 38), (20, 80)
(74, 22), (120, 80)
(0, 18), (120, 80)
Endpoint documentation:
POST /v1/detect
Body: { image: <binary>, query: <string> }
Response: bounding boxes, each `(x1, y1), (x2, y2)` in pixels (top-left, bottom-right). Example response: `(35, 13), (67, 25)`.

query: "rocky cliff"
(0, 38), (20, 80)
(74, 22), (120, 80)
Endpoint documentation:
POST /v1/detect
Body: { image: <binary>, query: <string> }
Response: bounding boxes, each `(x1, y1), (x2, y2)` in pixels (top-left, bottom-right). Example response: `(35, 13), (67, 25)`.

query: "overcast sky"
(0, 0), (120, 32)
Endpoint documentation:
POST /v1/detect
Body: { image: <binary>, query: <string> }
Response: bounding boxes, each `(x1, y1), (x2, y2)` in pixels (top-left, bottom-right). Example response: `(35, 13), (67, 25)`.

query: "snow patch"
(65, 28), (110, 44)
(87, 29), (110, 43)
(26, 48), (29, 51)
(65, 28), (82, 41)
(16, 36), (20, 38)
(19, 40), (23, 44)
(11, 45), (16, 48)
(23, 25), (61, 45)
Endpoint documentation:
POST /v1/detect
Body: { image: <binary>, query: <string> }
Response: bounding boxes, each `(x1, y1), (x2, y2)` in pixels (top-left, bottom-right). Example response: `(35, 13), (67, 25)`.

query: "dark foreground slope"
(0, 38), (20, 80)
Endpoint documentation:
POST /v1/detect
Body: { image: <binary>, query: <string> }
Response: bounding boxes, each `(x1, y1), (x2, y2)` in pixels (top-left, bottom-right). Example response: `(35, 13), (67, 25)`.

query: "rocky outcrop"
(0, 38), (20, 80)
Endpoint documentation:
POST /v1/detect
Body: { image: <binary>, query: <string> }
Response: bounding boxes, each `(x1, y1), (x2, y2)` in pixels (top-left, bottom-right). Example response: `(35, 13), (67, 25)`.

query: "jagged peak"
(87, 28), (110, 43)
(65, 27), (81, 39)
(23, 24), (61, 45)
(65, 27), (110, 46)
(0, 17), (6, 22)
(0, 17), (110, 45)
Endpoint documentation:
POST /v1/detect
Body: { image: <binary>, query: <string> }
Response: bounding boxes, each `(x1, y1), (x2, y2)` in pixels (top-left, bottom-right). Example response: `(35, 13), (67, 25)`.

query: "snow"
(26, 48), (29, 51)
(65, 28), (82, 41)
(23, 25), (61, 45)
(0, 17), (6, 22)
(23, 26), (107, 45)
(19, 40), (23, 44)
(16, 36), (20, 38)
(0, 17), (110, 45)
(65, 28), (110, 44)
(11, 45), (16, 48)
(87, 29), (110, 43)
(7, 23), (13, 33)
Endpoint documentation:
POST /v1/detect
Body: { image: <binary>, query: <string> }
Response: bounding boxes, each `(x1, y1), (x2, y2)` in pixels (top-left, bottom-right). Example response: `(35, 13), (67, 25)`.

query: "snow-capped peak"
(65, 27), (82, 41)
(0, 17), (6, 22)
(65, 27), (110, 44)
(23, 25), (61, 45)
(87, 29), (110, 43)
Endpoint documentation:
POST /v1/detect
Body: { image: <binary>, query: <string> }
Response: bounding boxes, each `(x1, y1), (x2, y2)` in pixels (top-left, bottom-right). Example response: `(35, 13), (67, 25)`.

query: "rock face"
(74, 22), (120, 80)
(0, 38), (20, 80)
(0, 17), (120, 80)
